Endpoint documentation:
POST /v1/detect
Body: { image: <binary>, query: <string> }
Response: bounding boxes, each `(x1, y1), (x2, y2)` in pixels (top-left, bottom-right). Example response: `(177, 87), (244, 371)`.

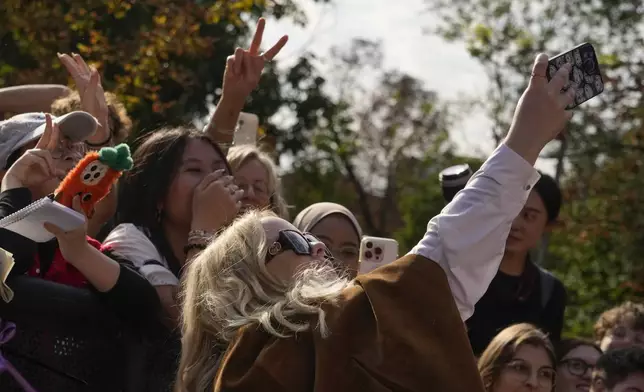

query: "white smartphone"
(358, 236), (399, 274)
(233, 112), (259, 146)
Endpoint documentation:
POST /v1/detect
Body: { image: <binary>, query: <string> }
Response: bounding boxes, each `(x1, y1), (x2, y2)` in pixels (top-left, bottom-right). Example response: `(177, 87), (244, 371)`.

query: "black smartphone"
(546, 42), (604, 109)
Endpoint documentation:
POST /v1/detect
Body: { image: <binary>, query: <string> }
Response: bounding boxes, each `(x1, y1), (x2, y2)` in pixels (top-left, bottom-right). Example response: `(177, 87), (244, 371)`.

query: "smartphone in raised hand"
(358, 236), (399, 275)
(546, 42), (604, 109)
(233, 112), (259, 146)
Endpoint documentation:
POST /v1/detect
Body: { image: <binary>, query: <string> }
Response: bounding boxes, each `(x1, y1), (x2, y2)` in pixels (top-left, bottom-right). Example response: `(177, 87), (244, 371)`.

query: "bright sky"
(261, 0), (557, 173)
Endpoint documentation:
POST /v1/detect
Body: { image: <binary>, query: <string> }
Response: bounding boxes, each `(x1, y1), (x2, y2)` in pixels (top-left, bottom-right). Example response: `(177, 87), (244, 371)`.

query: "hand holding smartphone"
(358, 236), (399, 275)
(546, 42), (604, 109)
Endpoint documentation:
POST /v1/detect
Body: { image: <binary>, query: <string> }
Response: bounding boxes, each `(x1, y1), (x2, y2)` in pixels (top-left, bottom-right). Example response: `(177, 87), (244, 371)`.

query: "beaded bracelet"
(183, 243), (208, 256)
(188, 229), (217, 244)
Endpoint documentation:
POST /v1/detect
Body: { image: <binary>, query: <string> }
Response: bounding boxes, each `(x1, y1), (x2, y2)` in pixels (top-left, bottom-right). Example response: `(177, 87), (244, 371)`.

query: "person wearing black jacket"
(0, 112), (160, 325)
(466, 173), (567, 356)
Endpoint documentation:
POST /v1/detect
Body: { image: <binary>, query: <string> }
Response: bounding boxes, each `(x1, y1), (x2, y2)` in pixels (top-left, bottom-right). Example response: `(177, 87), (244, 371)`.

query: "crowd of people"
(0, 18), (642, 392)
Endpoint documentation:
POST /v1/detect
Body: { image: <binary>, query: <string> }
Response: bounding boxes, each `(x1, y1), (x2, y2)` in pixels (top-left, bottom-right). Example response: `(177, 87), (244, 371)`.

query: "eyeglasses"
(265, 230), (332, 263)
(560, 358), (594, 377)
(503, 359), (556, 390)
(51, 138), (87, 160)
(235, 181), (269, 198)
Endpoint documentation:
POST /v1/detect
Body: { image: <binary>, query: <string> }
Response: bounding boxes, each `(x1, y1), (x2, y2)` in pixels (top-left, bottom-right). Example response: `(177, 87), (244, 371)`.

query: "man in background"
(463, 172), (567, 355)
(592, 346), (644, 392)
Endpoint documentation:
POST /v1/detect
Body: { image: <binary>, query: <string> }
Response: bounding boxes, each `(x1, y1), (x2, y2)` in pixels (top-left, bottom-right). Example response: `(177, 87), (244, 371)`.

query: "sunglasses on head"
(265, 230), (332, 263)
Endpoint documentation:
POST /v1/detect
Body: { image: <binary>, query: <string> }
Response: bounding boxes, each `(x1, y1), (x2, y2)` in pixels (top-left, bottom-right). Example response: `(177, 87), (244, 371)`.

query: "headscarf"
(292, 202), (363, 239)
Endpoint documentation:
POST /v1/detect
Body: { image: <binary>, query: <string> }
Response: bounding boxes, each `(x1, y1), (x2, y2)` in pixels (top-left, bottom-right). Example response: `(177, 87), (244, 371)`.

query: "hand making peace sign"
(221, 18), (289, 101)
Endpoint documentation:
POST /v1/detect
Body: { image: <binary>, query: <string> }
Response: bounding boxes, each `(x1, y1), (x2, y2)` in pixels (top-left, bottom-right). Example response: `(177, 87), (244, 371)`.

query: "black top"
(0, 187), (161, 327)
(466, 259), (567, 356)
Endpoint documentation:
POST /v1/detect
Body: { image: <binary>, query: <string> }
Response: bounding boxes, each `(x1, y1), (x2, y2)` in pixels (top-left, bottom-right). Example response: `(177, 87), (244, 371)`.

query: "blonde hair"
(227, 145), (290, 219)
(175, 210), (351, 392)
(478, 323), (556, 391)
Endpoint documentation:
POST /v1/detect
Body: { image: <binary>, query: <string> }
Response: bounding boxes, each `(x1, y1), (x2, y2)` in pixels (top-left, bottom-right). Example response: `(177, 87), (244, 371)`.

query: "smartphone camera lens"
(375, 247), (382, 255)
(366, 241), (373, 249)
(583, 59), (596, 74)
(365, 250), (373, 259)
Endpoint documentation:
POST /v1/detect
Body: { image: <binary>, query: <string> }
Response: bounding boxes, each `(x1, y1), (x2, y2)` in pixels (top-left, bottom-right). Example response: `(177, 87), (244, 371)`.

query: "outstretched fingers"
(262, 35), (289, 62)
(249, 18), (266, 55)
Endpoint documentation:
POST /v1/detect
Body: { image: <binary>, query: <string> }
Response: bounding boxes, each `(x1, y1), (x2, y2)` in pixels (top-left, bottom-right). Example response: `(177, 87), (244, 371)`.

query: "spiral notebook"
(0, 196), (85, 243)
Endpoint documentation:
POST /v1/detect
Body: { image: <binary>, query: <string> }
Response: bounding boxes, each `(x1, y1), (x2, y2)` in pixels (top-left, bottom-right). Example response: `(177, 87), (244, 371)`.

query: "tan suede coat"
(214, 254), (484, 392)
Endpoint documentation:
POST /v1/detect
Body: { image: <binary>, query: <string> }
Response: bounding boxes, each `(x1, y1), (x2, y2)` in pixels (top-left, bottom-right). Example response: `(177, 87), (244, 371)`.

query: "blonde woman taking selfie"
(175, 53), (577, 392)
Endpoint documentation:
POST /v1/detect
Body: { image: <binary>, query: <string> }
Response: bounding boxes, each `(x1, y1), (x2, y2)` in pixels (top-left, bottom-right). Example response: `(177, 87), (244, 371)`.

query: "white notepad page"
(0, 197), (86, 243)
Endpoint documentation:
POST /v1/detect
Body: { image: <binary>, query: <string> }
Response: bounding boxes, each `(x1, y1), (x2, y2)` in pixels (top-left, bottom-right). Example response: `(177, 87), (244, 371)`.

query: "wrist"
(1, 173), (23, 192)
(218, 93), (246, 110)
(184, 229), (217, 256)
(64, 241), (95, 265)
(191, 219), (225, 233)
(503, 133), (544, 166)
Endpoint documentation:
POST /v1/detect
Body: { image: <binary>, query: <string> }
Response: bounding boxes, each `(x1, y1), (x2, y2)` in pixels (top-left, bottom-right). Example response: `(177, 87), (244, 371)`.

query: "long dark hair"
(117, 126), (231, 276)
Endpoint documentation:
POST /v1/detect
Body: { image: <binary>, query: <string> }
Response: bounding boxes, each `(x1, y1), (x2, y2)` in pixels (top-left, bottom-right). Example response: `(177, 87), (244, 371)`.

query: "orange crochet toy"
(54, 144), (133, 218)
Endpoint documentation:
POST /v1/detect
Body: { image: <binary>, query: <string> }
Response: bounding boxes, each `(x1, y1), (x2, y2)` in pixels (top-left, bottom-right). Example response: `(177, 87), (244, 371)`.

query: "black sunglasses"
(265, 230), (332, 263)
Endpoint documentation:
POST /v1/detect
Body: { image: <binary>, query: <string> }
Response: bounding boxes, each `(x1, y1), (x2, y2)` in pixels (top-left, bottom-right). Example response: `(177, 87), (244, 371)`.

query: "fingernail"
(215, 169), (225, 174)
(225, 175), (234, 181)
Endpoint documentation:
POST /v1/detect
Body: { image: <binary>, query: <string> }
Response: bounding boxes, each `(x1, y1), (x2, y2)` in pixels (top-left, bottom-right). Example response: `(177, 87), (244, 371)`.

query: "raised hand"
(57, 53), (110, 144)
(221, 18), (289, 102)
(505, 53), (575, 165)
(1, 114), (65, 192)
(191, 169), (244, 232)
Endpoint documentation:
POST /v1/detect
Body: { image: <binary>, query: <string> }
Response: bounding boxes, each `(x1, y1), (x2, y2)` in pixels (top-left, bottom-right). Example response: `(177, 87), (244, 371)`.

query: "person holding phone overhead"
(174, 53), (576, 392)
(465, 171), (568, 356)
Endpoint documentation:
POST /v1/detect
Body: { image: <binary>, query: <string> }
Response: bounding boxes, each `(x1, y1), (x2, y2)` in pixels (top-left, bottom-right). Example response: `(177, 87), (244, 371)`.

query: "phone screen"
(546, 42), (604, 109)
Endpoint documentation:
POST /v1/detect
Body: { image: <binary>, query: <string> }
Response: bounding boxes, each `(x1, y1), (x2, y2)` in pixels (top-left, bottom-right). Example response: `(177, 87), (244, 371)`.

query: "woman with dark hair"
(478, 323), (557, 392)
(103, 126), (243, 326)
(555, 338), (602, 392)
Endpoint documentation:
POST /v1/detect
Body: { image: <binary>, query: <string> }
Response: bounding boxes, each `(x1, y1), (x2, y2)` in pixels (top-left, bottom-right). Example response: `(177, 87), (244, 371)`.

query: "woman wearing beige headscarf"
(293, 202), (362, 277)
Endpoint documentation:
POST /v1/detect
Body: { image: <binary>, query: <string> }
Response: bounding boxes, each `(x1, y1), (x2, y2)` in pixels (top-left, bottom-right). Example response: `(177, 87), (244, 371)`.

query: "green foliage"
(0, 0), (329, 143)
(425, 0), (644, 335)
(286, 38), (462, 244)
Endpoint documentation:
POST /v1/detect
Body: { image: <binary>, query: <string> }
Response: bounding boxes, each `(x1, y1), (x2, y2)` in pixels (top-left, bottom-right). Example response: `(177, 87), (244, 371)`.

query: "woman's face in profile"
(309, 214), (360, 277)
(261, 216), (328, 283)
(163, 138), (229, 227)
